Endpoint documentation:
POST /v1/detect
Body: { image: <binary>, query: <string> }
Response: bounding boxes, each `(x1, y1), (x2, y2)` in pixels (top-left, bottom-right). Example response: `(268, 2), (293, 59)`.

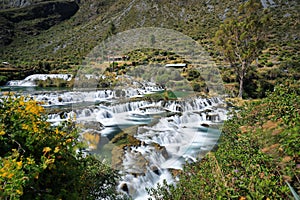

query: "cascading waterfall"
(5, 74), (73, 87)
(2, 76), (227, 200)
(6, 80), (37, 87)
(113, 98), (227, 199)
(111, 101), (150, 113)
(119, 145), (174, 200)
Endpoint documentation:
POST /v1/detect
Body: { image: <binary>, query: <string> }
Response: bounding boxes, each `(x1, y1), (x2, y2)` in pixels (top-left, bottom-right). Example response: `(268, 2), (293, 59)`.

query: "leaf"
(286, 181), (300, 200)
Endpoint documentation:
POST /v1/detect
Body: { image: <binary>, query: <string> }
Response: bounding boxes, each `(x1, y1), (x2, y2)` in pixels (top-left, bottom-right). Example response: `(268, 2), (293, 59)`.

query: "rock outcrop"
(0, 1), (79, 45)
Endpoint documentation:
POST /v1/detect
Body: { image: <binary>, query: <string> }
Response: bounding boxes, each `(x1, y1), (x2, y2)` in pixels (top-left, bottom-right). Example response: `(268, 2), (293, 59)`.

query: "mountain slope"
(0, 0), (299, 88)
(0, 1), (79, 46)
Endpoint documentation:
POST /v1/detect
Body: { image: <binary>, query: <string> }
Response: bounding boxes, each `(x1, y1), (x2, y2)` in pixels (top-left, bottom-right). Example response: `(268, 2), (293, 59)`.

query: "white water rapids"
(1, 79), (228, 199)
(43, 91), (227, 199)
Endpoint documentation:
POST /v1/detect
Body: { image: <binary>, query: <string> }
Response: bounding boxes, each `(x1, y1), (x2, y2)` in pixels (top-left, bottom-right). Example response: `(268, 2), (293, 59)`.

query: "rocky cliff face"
(0, 0), (70, 9)
(1, 0), (37, 9)
(2, 1), (79, 22)
(0, 1), (79, 45)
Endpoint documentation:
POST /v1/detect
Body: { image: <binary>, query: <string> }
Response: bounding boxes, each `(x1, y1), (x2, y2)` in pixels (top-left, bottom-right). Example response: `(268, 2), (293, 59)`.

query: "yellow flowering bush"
(0, 96), (122, 199)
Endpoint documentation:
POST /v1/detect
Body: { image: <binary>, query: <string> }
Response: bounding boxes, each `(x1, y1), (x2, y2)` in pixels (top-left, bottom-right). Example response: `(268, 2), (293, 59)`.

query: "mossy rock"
(152, 142), (169, 159)
(111, 132), (141, 147)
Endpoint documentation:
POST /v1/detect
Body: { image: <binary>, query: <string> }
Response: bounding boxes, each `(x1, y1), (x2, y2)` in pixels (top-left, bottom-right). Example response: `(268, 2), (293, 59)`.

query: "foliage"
(0, 75), (8, 85)
(186, 69), (202, 82)
(104, 22), (117, 39)
(0, 96), (122, 199)
(148, 81), (300, 199)
(242, 67), (274, 99)
(214, 0), (270, 98)
(36, 77), (73, 88)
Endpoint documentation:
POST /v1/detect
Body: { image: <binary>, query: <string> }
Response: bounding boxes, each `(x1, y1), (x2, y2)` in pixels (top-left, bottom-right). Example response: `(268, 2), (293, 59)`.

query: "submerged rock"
(201, 123), (210, 127)
(150, 165), (160, 175)
(120, 183), (129, 193)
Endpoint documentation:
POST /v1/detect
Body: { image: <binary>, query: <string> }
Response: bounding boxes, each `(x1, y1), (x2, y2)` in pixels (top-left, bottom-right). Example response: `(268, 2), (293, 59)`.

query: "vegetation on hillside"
(148, 81), (300, 199)
(0, 0), (299, 96)
(0, 96), (123, 199)
(214, 0), (270, 98)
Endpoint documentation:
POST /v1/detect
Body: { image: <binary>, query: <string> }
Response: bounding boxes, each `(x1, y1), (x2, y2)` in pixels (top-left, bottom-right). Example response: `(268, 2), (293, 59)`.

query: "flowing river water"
(1, 75), (228, 199)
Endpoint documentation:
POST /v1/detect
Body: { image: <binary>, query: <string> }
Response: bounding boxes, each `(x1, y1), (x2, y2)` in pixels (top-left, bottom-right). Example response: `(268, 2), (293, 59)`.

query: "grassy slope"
(148, 81), (300, 199)
(0, 0), (299, 67)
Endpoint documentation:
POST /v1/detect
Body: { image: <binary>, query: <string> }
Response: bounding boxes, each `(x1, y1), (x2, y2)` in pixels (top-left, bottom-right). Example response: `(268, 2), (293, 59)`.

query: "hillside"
(0, 0), (299, 96)
(148, 81), (300, 199)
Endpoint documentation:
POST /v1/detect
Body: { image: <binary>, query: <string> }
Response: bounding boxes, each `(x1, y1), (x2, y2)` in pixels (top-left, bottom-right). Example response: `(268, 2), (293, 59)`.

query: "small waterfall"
(94, 90), (115, 99)
(119, 145), (174, 199)
(6, 80), (36, 87)
(74, 108), (97, 123)
(24, 74), (73, 81)
(96, 109), (113, 120)
(5, 74), (73, 87)
(48, 113), (63, 122)
(110, 101), (150, 113)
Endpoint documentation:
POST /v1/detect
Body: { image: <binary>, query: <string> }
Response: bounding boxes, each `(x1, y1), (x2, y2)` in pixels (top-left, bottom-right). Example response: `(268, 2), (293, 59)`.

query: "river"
(1, 74), (228, 199)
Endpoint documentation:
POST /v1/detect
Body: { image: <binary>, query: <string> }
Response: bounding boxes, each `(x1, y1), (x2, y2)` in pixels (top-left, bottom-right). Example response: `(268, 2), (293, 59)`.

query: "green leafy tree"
(214, 0), (270, 98)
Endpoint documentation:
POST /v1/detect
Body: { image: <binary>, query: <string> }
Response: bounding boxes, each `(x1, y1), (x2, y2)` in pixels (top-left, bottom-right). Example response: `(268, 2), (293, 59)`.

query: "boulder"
(153, 143), (169, 160)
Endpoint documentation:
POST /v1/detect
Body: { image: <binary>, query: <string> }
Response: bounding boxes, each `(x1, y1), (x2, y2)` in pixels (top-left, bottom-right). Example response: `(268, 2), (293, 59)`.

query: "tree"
(105, 22), (117, 39)
(214, 0), (270, 98)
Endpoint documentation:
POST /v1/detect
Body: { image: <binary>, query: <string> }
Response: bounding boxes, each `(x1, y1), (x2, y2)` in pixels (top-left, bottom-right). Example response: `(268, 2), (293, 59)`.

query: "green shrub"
(187, 69), (200, 81)
(266, 62), (274, 67)
(0, 76), (8, 86)
(0, 96), (122, 199)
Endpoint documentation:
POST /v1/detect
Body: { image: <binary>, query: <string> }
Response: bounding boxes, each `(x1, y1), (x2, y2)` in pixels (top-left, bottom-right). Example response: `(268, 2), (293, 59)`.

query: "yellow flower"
(66, 138), (72, 143)
(45, 158), (55, 165)
(0, 130), (5, 136)
(7, 173), (14, 179)
(32, 123), (38, 133)
(21, 124), (30, 130)
(43, 147), (51, 153)
(26, 157), (35, 165)
(16, 189), (23, 195)
(2, 172), (8, 178)
(3, 160), (11, 169)
(54, 147), (60, 153)
(25, 101), (43, 116)
(17, 161), (22, 169)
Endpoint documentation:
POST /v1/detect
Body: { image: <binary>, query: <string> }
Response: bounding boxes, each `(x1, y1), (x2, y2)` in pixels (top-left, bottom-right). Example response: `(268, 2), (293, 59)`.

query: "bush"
(187, 69), (200, 81)
(266, 62), (274, 67)
(0, 76), (8, 86)
(0, 96), (122, 199)
(243, 68), (274, 99)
